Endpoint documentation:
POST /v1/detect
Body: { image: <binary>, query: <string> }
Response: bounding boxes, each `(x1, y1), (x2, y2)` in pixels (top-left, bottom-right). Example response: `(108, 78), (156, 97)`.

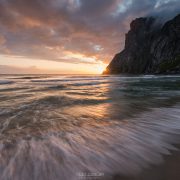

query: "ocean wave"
(31, 77), (105, 83)
(0, 87), (28, 92)
(27, 85), (67, 92)
(0, 105), (179, 180)
(34, 95), (108, 107)
(8, 75), (48, 80)
(71, 81), (109, 86)
(45, 85), (67, 90)
(0, 80), (14, 85)
(0, 75), (180, 180)
(0, 95), (108, 116)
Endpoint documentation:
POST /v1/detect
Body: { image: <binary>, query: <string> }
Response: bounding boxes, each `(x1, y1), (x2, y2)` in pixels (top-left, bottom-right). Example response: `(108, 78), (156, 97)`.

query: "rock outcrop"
(104, 14), (180, 74)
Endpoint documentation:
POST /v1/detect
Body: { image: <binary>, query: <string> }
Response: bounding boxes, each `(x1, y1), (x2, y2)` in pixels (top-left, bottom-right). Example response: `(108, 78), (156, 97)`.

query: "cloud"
(0, 35), (5, 45)
(0, 0), (179, 65)
(0, 65), (42, 74)
(0, 65), (71, 74)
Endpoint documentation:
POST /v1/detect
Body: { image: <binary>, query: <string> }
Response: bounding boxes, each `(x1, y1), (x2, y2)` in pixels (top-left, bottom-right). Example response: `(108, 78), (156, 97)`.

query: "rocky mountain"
(103, 14), (180, 74)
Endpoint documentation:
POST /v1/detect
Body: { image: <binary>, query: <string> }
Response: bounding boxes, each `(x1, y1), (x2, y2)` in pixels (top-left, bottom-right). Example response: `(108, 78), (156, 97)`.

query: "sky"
(0, 0), (179, 74)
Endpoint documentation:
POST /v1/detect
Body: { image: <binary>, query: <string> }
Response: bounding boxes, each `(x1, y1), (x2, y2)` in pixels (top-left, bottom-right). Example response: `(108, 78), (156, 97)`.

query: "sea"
(0, 74), (180, 180)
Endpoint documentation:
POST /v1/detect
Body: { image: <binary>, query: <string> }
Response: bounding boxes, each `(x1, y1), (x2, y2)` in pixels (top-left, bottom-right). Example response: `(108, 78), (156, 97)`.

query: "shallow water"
(0, 74), (180, 180)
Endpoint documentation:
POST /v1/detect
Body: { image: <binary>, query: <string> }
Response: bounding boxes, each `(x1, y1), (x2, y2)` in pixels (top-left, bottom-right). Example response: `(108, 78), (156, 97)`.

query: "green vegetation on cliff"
(158, 55), (180, 73)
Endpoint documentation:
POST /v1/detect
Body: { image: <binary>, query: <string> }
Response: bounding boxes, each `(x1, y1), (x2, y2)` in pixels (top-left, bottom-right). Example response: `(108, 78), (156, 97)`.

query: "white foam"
(0, 105), (180, 180)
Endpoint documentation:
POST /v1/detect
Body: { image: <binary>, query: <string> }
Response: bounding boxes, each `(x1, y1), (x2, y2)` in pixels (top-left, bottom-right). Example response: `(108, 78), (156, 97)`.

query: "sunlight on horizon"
(0, 55), (107, 74)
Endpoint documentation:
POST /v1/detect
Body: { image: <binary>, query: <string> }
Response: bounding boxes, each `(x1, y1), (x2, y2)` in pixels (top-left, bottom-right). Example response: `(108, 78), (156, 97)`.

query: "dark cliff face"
(104, 14), (180, 74)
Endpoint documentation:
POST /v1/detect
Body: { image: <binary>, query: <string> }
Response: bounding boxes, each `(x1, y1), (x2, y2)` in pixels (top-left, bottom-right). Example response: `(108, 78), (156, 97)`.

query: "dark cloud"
(0, 0), (179, 64)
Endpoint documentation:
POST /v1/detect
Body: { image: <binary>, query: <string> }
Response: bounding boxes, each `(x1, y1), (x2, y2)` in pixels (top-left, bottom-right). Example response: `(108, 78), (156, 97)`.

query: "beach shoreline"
(113, 144), (180, 180)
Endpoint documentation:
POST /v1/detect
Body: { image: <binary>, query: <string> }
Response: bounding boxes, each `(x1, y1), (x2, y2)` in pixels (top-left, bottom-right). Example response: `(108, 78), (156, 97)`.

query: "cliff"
(104, 14), (180, 74)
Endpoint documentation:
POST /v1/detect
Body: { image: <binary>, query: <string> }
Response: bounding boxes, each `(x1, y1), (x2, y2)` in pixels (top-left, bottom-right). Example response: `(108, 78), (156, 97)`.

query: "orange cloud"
(0, 0), (179, 74)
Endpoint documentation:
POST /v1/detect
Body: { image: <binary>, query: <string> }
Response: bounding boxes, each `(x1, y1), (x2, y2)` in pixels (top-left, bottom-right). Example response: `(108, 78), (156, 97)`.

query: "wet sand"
(113, 144), (180, 180)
